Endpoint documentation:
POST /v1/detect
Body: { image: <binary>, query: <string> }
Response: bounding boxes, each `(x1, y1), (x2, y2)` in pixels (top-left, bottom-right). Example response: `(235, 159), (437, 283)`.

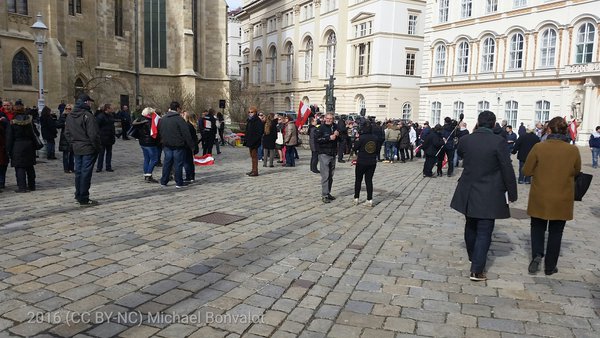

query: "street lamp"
(31, 13), (48, 113)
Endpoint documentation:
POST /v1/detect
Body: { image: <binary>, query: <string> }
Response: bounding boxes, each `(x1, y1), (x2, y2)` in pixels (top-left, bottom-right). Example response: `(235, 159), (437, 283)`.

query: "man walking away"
(244, 107), (264, 176)
(336, 116), (347, 163)
(65, 94), (102, 206)
(158, 101), (195, 188)
(316, 113), (339, 203)
(116, 105), (132, 140)
(450, 111), (518, 281)
(589, 126), (600, 169)
(200, 108), (217, 155)
(95, 104), (116, 172)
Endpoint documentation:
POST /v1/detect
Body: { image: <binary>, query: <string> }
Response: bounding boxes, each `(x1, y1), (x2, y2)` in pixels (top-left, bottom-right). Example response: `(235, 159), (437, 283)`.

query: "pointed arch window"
(12, 51), (32, 85)
(575, 23), (595, 64)
(356, 95), (366, 115)
(74, 78), (85, 98)
(509, 33), (524, 69)
(540, 28), (557, 67)
(434, 44), (446, 76)
(481, 37), (495, 72)
(456, 41), (469, 74)
(305, 38), (313, 81)
(326, 32), (337, 77)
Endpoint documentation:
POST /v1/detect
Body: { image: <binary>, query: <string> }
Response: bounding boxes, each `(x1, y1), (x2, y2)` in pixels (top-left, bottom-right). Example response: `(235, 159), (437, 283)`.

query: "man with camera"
(316, 112), (339, 203)
(441, 117), (458, 177)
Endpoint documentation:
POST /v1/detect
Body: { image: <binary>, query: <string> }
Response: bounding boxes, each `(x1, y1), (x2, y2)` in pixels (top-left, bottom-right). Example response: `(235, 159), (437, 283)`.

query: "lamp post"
(31, 13), (48, 113)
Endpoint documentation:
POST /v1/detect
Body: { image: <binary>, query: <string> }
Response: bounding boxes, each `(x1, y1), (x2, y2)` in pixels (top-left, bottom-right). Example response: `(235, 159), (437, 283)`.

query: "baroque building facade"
(420, 0), (600, 143)
(0, 0), (229, 111)
(237, 0), (426, 120)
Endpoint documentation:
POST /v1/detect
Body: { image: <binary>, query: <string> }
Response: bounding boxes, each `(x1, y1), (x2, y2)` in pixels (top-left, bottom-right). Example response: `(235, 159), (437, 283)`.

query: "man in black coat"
(199, 108), (217, 155)
(95, 104), (116, 172)
(450, 111), (518, 282)
(158, 101), (195, 187)
(316, 112), (340, 203)
(512, 129), (540, 184)
(336, 116), (348, 163)
(244, 107), (264, 176)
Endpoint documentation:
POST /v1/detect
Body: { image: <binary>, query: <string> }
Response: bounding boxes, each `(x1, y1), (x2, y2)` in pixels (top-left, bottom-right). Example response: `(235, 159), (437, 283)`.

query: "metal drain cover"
(190, 212), (246, 225)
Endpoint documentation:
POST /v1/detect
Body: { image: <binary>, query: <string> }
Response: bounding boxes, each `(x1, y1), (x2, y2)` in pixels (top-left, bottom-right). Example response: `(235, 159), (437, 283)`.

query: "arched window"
(304, 38), (313, 81)
(402, 103), (412, 120)
(505, 100), (518, 127)
(477, 100), (490, 113)
(356, 95), (366, 115)
(535, 100), (550, 123)
(453, 101), (464, 120)
(286, 43), (294, 82)
(539, 28), (557, 68)
(431, 101), (441, 125)
(269, 47), (277, 83)
(255, 50), (263, 84)
(509, 33), (524, 69)
(12, 51), (32, 85)
(284, 97), (291, 110)
(481, 37), (495, 72)
(456, 41), (469, 74)
(74, 78), (85, 98)
(326, 32), (337, 77)
(576, 23), (595, 64)
(434, 44), (446, 76)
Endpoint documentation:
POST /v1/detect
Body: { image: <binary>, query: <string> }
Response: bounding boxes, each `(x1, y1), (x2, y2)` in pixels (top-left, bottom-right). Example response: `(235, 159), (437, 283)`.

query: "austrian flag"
(194, 154), (215, 166)
(569, 119), (578, 141)
(150, 112), (160, 139)
(296, 101), (311, 128)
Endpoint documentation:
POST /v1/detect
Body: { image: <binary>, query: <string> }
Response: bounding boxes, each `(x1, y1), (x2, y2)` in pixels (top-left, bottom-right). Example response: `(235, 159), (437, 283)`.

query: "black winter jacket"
(353, 133), (380, 166)
(6, 114), (38, 167)
(262, 120), (277, 149)
(422, 131), (444, 157)
(95, 111), (116, 146)
(244, 115), (263, 149)
(316, 123), (339, 156)
(132, 117), (160, 147)
(56, 113), (71, 152)
(40, 114), (58, 141)
(512, 132), (540, 162)
(65, 102), (102, 156)
(158, 111), (195, 150)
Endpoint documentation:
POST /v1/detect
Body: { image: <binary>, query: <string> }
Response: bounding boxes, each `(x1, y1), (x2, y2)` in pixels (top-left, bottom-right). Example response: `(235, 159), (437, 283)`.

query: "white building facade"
(237, 0), (425, 120)
(228, 11), (243, 80)
(420, 0), (600, 143)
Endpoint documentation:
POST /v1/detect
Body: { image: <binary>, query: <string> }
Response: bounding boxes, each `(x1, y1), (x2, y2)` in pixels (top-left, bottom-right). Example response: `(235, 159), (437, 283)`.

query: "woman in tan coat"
(523, 117), (581, 276)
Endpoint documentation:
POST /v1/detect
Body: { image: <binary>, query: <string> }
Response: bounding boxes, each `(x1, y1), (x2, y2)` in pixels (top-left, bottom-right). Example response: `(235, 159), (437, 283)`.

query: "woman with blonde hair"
(182, 111), (199, 182)
(131, 107), (160, 182)
(523, 116), (581, 275)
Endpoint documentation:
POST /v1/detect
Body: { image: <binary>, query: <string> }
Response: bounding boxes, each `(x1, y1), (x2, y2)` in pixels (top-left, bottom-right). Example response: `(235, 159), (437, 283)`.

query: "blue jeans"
(45, 140), (55, 158)
(74, 153), (97, 203)
(285, 146), (296, 166)
(160, 147), (185, 186)
(141, 146), (159, 175)
(258, 144), (264, 160)
(592, 148), (600, 168)
(183, 148), (195, 181)
(464, 217), (495, 274)
(384, 141), (396, 160)
(518, 160), (531, 183)
(62, 151), (74, 172)
(97, 144), (113, 170)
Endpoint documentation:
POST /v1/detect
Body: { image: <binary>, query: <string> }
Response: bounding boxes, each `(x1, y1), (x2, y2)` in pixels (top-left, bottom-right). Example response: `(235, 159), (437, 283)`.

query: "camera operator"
(439, 117), (458, 176)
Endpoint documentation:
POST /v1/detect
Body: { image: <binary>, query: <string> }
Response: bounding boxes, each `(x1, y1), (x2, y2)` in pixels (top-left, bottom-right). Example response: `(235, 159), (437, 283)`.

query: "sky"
(226, 0), (243, 9)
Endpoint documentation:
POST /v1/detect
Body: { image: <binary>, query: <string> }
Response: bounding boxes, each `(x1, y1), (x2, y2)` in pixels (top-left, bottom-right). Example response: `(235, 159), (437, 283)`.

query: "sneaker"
(364, 200), (373, 207)
(322, 196), (331, 204)
(544, 268), (558, 276)
(79, 200), (99, 207)
(353, 198), (359, 206)
(326, 194), (336, 200)
(175, 185), (185, 189)
(160, 184), (168, 188)
(147, 176), (159, 183)
(469, 272), (487, 281)
(528, 255), (542, 274)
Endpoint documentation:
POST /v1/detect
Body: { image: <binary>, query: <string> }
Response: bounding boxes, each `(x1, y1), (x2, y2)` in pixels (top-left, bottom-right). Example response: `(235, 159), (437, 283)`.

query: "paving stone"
(400, 308), (445, 323)
(115, 292), (154, 308)
(272, 298), (297, 313)
(478, 318), (526, 334)
(336, 311), (384, 329)
(416, 322), (465, 337)
(86, 322), (128, 338)
(142, 280), (181, 295)
(289, 307), (314, 323)
(383, 317), (415, 333)
(344, 300), (374, 314)
(328, 324), (362, 338)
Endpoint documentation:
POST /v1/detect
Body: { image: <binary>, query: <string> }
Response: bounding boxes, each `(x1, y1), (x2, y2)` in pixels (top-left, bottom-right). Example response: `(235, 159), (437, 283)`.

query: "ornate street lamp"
(31, 14), (48, 113)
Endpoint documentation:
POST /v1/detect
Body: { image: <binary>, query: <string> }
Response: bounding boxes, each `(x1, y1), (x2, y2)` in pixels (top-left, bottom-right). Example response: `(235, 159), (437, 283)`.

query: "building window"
(8, 0), (28, 15)
(453, 101), (464, 120)
(115, 0), (123, 37)
(69, 0), (75, 15)
(12, 51), (32, 85)
(356, 95), (366, 115)
(481, 37), (495, 72)
(255, 50), (262, 84)
(461, 0), (472, 19)
(76, 0), (82, 13)
(477, 100), (490, 113)
(355, 21), (372, 38)
(539, 28), (556, 68)
(402, 103), (412, 120)
(431, 102), (441, 125)
(575, 23), (595, 64)
(509, 33), (524, 70)
(535, 100), (550, 123)
(513, 0), (527, 8)
(456, 41), (469, 74)
(144, 0), (167, 68)
(326, 32), (337, 78)
(76, 40), (84, 57)
(305, 38), (313, 81)
(405, 53), (416, 76)
(486, 0), (498, 13)
(74, 78), (85, 98)
(302, 3), (314, 21)
(434, 44), (446, 76)
(269, 47), (277, 83)
(286, 43), (294, 82)
(267, 17), (277, 33)
(408, 15), (417, 35)
(323, 0), (337, 13)
(505, 100), (518, 128)
(358, 43), (371, 76)
(439, 0), (449, 23)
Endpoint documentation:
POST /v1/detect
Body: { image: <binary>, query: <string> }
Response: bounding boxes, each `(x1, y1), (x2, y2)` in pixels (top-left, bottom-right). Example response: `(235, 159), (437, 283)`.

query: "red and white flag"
(569, 119), (578, 141)
(150, 112), (160, 139)
(193, 154), (215, 166)
(296, 101), (310, 128)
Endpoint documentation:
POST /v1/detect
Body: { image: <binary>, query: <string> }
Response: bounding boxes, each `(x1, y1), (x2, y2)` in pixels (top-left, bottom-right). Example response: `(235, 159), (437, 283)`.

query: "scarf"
(546, 133), (570, 142)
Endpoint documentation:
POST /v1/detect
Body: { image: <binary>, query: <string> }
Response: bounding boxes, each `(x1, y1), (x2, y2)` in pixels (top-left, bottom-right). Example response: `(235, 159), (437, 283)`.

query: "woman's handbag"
(574, 172), (593, 201)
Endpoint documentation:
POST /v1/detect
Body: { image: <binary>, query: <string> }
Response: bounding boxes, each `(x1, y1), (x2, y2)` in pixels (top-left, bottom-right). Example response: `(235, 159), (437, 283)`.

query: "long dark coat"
(95, 111), (116, 146)
(0, 112), (8, 166)
(450, 128), (518, 219)
(6, 114), (37, 167)
(244, 115), (264, 149)
(40, 114), (58, 141)
(56, 113), (71, 152)
(262, 120), (277, 149)
(511, 132), (540, 162)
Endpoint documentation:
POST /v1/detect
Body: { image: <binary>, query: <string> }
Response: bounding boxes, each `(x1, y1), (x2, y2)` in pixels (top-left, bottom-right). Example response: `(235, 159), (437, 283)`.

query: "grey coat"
(450, 128), (518, 219)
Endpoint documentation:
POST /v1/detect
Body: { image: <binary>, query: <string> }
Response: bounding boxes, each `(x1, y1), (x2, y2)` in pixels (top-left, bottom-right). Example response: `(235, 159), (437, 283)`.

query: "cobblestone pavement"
(1, 138), (599, 338)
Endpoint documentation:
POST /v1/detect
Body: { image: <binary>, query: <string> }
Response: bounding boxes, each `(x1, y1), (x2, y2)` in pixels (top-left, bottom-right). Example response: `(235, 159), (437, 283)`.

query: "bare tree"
(229, 79), (265, 124)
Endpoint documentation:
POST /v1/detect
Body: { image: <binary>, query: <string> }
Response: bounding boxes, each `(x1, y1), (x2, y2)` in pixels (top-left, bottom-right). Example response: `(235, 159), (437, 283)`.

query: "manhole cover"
(510, 208), (529, 220)
(190, 212), (246, 225)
